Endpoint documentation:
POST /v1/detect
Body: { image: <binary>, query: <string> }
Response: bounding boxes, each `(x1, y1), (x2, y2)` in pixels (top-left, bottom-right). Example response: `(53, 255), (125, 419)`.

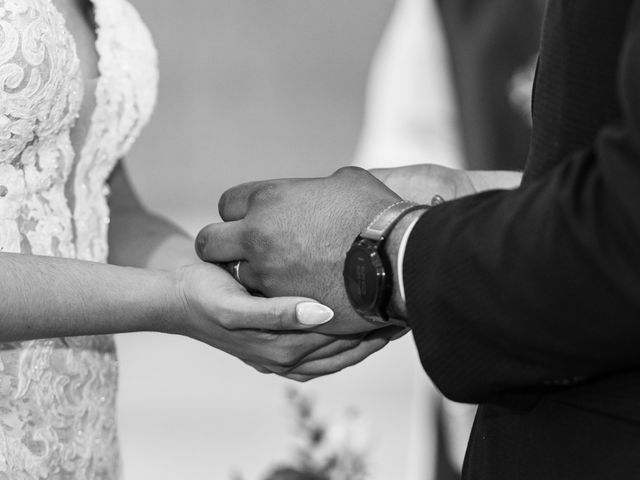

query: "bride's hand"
(369, 164), (476, 203)
(258, 325), (409, 382)
(370, 164), (523, 201)
(169, 262), (377, 377)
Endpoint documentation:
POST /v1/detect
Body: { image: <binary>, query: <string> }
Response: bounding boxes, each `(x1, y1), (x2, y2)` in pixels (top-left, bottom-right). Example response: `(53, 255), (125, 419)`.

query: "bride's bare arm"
(0, 238), (386, 380)
(107, 161), (198, 269)
(0, 252), (177, 342)
(0, 161), (393, 380)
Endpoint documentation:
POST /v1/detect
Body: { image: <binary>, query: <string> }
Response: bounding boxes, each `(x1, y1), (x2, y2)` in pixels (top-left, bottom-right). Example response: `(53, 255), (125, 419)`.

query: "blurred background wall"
(126, 0), (394, 222)
(116, 1), (436, 479)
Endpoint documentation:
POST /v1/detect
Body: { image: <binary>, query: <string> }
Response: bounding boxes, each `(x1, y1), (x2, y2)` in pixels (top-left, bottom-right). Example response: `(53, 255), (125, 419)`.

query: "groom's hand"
(195, 167), (402, 335)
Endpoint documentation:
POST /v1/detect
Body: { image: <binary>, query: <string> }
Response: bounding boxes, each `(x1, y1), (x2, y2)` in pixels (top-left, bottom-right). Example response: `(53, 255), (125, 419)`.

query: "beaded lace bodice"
(0, 0), (158, 477)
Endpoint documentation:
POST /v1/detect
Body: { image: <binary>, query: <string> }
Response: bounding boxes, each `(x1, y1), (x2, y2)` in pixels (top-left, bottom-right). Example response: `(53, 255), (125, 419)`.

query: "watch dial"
(344, 242), (384, 311)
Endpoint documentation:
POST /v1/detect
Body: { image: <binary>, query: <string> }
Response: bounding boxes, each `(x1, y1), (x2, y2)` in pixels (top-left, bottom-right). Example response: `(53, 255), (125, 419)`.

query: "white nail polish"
(296, 302), (334, 326)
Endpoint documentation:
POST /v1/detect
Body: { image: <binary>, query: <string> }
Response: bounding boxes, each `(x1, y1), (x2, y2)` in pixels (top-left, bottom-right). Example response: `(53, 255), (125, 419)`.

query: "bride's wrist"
(464, 170), (523, 193)
(101, 266), (186, 336)
(142, 267), (191, 335)
(450, 169), (477, 198)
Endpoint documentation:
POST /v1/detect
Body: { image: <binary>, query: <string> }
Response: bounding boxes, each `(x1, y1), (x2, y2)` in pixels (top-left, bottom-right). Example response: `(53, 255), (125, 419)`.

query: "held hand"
(370, 164), (476, 204)
(171, 262), (367, 377)
(195, 167), (402, 335)
(370, 164), (523, 201)
(250, 324), (409, 382)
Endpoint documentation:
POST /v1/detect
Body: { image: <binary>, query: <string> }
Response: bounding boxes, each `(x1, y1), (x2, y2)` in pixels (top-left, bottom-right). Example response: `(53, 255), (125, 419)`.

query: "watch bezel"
(343, 237), (391, 323)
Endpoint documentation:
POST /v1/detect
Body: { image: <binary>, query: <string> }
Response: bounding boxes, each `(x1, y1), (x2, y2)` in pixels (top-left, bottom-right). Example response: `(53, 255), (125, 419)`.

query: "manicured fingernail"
(296, 302), (334, 326)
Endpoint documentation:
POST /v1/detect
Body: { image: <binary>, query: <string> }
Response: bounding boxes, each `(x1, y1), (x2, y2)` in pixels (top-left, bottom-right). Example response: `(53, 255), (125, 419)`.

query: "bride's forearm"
(0, 253), (179, 342)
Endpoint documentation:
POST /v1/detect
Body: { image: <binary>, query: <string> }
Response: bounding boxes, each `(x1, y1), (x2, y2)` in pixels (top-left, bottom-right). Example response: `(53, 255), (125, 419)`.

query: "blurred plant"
(235, 387), (370, 480)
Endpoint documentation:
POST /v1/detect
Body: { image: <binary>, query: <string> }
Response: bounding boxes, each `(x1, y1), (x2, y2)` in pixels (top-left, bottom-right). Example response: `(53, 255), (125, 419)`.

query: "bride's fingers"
(292, 335), (362, 364)
(243, 361), (273, 375)
(249, 335), (361, 375)
(282, 334), (390, 379)
(290, 326), (402, 376)
(195, 221), (245, 262)
(244, 332), (385, 377)
(251, 336), (362, 376)
(221, 294), (335, 331)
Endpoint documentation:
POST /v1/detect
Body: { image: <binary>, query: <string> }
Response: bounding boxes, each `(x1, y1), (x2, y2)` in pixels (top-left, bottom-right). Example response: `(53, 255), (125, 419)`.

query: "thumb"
(226, 294), (335, 330)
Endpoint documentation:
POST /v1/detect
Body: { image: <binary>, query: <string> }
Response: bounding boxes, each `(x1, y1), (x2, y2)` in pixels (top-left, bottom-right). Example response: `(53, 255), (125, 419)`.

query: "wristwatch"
(343, 200), (428, 325)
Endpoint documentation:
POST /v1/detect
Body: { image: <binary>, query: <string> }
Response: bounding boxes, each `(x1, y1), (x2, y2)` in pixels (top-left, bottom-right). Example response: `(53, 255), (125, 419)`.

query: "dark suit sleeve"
(404, 4), (640, 404)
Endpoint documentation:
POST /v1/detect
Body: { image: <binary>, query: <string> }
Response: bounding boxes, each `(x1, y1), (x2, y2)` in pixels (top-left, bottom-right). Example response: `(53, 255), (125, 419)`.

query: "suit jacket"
(404, 1), (640, 478)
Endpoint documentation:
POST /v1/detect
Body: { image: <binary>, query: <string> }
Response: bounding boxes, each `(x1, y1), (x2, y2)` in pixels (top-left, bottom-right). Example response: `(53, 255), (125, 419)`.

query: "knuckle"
(343, 338), (361, 351)
(217, 308), (238, 330)
(292, 375), (312, 383)
(241, 227), (274, 256)
(267, 302), (291, 330)
(333, 166), (364, 178)
(218, 189), (234, 218)
(274, 350), (298, 369)
(248, 183), (279, 206)
(252, 365), (272, 375)
(259, 272), (281, 296)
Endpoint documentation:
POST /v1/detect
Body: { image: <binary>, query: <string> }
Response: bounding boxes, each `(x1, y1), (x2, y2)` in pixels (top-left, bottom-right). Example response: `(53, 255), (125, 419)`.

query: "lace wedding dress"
(0, 0), (158, 477)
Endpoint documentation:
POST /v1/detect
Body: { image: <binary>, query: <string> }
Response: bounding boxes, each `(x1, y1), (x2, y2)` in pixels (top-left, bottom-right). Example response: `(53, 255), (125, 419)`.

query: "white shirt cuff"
(397, 215), (423, 305)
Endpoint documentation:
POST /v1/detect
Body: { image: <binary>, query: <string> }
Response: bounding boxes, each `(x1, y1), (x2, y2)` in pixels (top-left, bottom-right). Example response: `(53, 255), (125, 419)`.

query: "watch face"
(343, 240), (386, 313)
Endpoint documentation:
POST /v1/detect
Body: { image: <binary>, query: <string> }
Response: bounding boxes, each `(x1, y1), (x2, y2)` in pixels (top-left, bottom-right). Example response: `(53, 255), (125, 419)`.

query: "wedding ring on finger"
(431, 194), (445, 206)
(231, 260), (242, 283)
(224, 261), (262, 295)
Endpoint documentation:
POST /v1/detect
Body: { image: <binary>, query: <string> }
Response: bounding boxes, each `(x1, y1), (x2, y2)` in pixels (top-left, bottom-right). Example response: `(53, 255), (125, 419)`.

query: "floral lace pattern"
(0, 0), (158, 478)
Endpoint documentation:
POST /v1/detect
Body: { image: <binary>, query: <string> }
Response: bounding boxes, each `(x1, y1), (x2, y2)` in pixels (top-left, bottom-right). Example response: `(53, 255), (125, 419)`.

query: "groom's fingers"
(218, 180), (271, 221)
(227, 261), (263, 293)
(196, 221), (245, 262)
